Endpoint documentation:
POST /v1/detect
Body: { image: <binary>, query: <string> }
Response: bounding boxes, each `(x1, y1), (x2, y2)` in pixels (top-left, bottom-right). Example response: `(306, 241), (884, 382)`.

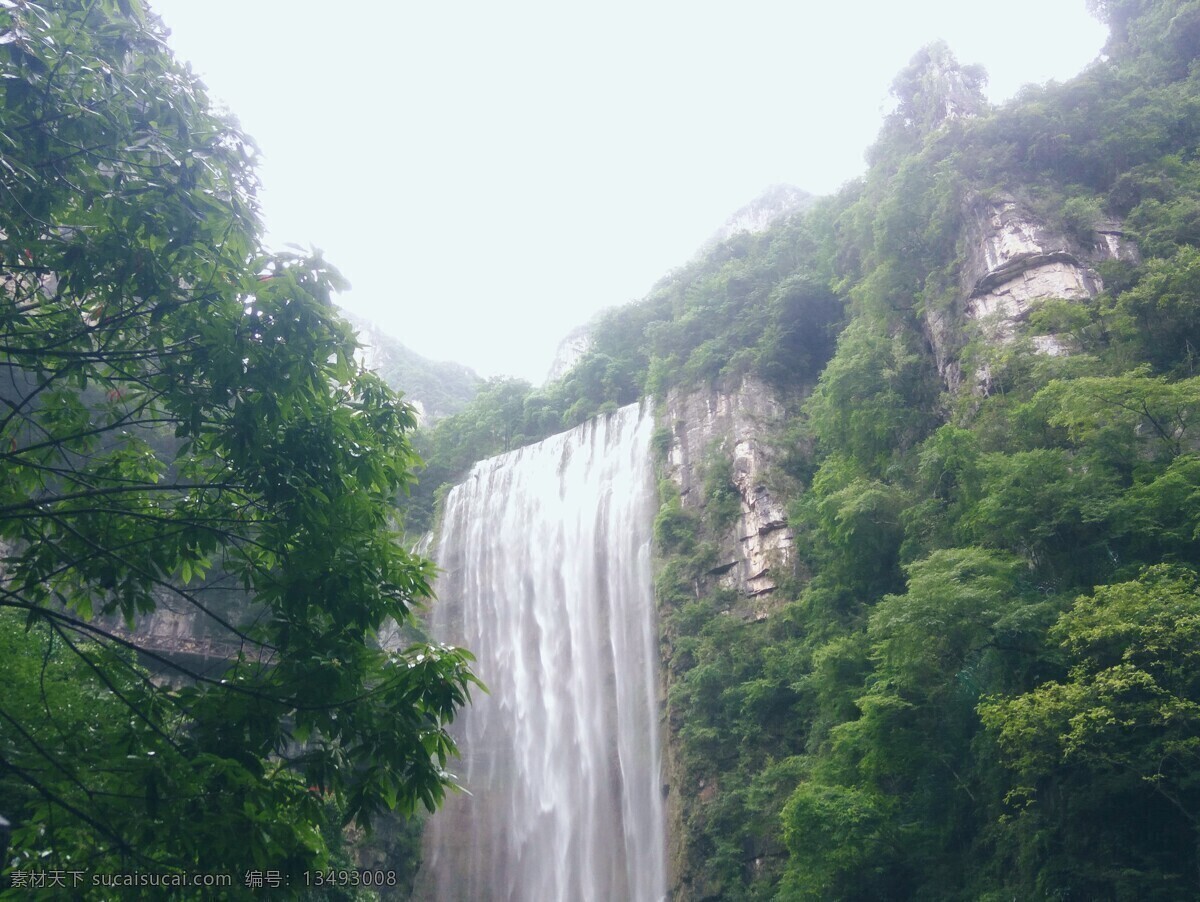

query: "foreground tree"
(0, 0), (476, 891)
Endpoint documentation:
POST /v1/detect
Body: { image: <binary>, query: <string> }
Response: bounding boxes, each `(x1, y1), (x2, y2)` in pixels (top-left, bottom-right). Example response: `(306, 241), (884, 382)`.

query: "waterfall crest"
(419, 401), (666, 901)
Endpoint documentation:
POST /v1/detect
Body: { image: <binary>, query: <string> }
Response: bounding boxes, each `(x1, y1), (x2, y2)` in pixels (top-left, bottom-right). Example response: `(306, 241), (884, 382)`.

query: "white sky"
(148, 1), (1108, 384)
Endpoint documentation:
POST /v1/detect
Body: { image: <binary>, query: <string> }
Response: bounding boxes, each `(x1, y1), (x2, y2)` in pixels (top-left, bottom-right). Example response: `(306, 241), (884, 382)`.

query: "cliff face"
(657, 376), (799, 898)
(926, 196), (1138, 390)
(545, 322), (594, 383)
(700, 184), (816, 253)
(662, 376), (794, 615)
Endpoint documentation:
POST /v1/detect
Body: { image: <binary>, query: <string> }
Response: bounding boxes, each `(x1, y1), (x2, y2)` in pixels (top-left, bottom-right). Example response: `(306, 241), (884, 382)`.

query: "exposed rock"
(969, 257), (1096, 352)
(700, 184), (817, 252)
(929, 196), (1137, 391)
(119, 575), (261, 672)
(891, 41), (988, 134)
(545, 321), (594, 382)
(662, 376), (793, 614)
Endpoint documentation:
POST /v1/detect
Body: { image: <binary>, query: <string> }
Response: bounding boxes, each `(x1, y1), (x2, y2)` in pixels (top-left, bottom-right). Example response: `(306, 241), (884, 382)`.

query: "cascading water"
(418, 401), (666, 902)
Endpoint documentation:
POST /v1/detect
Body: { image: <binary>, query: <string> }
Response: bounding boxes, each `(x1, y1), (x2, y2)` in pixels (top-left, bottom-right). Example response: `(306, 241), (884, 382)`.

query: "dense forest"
(411, 0), (1200, 897)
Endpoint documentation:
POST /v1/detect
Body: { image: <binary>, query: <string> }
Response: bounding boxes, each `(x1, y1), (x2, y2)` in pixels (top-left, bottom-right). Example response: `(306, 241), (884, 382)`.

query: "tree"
(0, 0), (476, 889)
(980, 566), (1200, 898)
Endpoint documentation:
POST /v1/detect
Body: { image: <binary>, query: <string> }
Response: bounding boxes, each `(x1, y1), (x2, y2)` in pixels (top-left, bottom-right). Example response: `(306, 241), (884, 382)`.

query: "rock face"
(662, 376), (793, 616)
(928, 196), (1137, 390)
(134, 574), (257, 652)
(701, 184), (816, 251)
(545, 322), (594, 383)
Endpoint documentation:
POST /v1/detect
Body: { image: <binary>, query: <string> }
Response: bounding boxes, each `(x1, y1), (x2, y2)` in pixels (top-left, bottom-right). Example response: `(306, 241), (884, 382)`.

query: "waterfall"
(419, 401), (666, 901)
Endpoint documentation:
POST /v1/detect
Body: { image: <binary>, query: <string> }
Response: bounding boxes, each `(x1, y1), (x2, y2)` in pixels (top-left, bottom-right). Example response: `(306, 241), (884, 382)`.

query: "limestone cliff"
(662, 376), (794, 616)
(545, 321), (594, 383)
(926, 195), (1137, 391)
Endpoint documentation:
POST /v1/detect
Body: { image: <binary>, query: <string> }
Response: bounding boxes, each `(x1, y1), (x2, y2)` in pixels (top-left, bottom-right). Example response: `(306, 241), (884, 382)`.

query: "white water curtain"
(420, 402), (666, 902)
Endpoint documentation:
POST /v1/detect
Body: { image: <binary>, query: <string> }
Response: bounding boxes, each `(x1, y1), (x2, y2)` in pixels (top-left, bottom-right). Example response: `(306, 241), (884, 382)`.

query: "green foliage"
(701, 445), (741, 531)
(1062, 194), (1105, 243)
(804, 318), (941, 474)
(406, 375), (567, 534)
(980, 566), (1200, 899)
(0, 0), (477, 889)
(887, 41), (988, 137)
(342, 314), (481, 421)
(654, 479), (699, 555)
(1040, 370), (1200, 458)
(778, 783), (895, 900)
(801, 454), (909, 598)
(1102, 248), (1200, 372)
(870, 548), (1025, 692)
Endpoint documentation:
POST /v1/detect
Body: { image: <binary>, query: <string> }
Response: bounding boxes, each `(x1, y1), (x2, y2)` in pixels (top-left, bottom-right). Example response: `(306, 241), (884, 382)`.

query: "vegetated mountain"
(545, 319), (597, 383)
(699, 183), (819, 252)
(416, 1), (1200, 898)
(341, 309), (482, 422)
(541, 184), (820, 385)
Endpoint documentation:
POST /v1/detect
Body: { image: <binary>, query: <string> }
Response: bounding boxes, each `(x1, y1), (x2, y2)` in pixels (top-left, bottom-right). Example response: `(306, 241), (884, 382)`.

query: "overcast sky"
(148, 1), (1109, 384)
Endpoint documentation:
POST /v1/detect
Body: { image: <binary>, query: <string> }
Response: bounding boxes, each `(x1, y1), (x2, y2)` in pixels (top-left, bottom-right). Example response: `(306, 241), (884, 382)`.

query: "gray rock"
(928, 195), (1137, 392)
(662, 376), (793, 616)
